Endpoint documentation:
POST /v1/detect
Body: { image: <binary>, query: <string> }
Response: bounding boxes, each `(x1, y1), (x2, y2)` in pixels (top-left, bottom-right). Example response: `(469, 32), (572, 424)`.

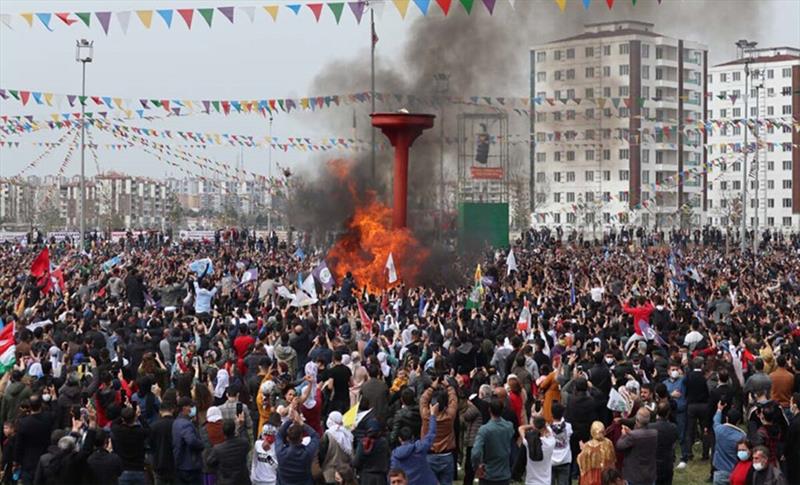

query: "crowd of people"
(0, 226), (798, 485)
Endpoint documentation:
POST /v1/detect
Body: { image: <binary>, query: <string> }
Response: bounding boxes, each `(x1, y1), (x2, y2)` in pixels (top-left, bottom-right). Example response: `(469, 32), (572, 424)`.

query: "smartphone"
(236, 402), (243, 415)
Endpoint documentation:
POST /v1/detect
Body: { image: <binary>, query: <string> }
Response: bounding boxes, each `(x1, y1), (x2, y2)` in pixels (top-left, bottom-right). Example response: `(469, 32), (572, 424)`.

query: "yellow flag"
(44, 92), (53, 106)
(136, 10), (153, 28)
(114, 98), (124, 109)
(15, 295), (26, 317)
(21, 13), (33, 27)
(555, 0), (567, 11)
(342, 399), (360, 429)
(474, 264), (482, 283)
(393, 0), (411, 18)
(264, 5), (279, 21)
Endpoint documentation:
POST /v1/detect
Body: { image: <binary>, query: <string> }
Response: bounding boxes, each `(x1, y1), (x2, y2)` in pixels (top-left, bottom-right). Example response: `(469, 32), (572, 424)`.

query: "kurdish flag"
(0, 324), (15, 374)
(466, 264), (484, 310)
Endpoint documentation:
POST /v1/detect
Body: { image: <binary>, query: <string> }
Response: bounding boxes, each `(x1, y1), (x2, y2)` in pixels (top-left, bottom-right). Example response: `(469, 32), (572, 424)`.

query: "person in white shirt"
(251, 424), (279, 485)
(550, 402), (573, 485)
(520, 415), (556, 485)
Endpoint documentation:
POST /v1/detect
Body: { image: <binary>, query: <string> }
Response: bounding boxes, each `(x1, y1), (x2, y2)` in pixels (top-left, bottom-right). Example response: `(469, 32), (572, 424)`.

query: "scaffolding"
(457, 112), (510, 204)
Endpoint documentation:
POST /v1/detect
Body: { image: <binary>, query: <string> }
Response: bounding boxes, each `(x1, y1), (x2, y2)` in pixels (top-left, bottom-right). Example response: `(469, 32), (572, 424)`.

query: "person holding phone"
(218, 383), (253, 442)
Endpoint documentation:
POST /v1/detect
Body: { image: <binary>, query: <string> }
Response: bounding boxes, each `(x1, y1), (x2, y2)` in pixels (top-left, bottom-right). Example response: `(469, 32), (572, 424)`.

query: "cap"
(206, 406), (222, 423)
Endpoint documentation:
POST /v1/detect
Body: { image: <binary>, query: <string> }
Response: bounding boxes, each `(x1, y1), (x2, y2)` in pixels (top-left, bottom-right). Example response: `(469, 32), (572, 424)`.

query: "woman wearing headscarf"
(320, 411), (354, 485)
(350, 366), (368, 409)
(48, 346), (64, 380)
(353, 418), (390, 485)
(200, 406), (226, 485)
(576, 421), (616, 485)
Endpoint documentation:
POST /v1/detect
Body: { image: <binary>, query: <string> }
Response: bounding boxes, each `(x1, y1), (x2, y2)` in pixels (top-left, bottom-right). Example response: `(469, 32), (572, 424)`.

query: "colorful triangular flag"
(96, 11), (112, 34)
(116, 11), (131, 34)
(393, 0), (411, 17)
(436, 0), (453, 14)
(218, 6), (235, 23)
(157, 9), (173, 27)
(328, 2), (345, 22)
(460, 0), (475, 14)
(198, 8), (214, 26)
(136, 10), (153, 28)
(307, 3), (324, 21)
(176, 9), (194, 28)
(414, 0), (431, 14)
(348, 2), (366, 23)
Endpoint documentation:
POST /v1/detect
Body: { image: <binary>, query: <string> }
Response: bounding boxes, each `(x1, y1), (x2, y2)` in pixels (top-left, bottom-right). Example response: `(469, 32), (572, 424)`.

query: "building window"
(619, 191), (629, 202)
(567, 69), (575, 80)
(733, 72), (741, 81)
(553, 192), (561, 202)
(619, 64), (630, 76)
(783, 160), (792, 171)
(537, 72), (546, 82)
(585, 46), (594, 57)
(642, 65), (650, 79)
(536, 172), (546, 182)
(554, 172), (561, 182)
(585, 129), (595, 139)
(554, 50), (562, 60)
(567, 192), (575, 202)
(783, 105), (792, 115)
(619, 107), (629, 117)
(767, 69), (774, 79)
(784, 217), (792, 226)
(783, 67), (792, 78)
(655, 67), (663, 80)
(585, 170), (594, 181)
(536, 152), (546, 162)
(567, 151), (576, 161)
(566, 48), (575, 59)
(566, 110), (576, 120)
(619, 170), (630, 181)
(782, 86), (792, 95)
(733, 181), (741, 190)
(536, 193), (546, 203)
(603, 150), (611, 161)
(641, 44), (650, 58)
(619, 86), (629, 97)
(768, 199), (775, 208)
(585, 88), (594, 99)
(553, 213), (560, 223)
(783, 180), (792, 189)
(708, 200), (713, 208)
(566, 213), (576, 224)
(536, 51), (546, 62)
(767, 106), (774, 116)
(619, 149), (629, 160)
(603, 45), (611, 56)
(767, 217), (774, 227)
(567, 89), (575, 99)
(767, 161), (774, 170)
(642, 171), (650, 183)
(783, 198), (792, 208)
(586, 150), (595, 160)
(553, 111), (562, 121)
(603, 170), (611, 181)
(603, 66), (611, 78)
(554, 70), (562, 81)
(586, 192), (595, 203)
(768, 180), (775, 189)
(733, 108), (741, 117)
(537, 112), (546, 122)
(585, 67), (595, 78)
(720, 73), (728, 82)
(567, 171), (576, 182)
(619, 43), (629, 55)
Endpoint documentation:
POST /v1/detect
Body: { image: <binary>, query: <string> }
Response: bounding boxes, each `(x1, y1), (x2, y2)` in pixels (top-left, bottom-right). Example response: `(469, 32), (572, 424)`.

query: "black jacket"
(353, 437), (390, 477)
(390, 405), (421, 446)
(565, 392), (599, 444)
(86, 449), (123, 485)
(206, 437), (251, 485)
(15, 412), (55, 473)
(111, 421), (149, 470)
(125, 274), (146, 308)
(147, 416), (175, 477)
(648, 418), (678, 479)
(589, 364), (612, 397)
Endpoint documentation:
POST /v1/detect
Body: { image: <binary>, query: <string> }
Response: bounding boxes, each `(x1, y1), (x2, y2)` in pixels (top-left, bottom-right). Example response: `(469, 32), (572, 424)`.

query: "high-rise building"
(705, 46), (800, 231)
(530, 21), (707, 232)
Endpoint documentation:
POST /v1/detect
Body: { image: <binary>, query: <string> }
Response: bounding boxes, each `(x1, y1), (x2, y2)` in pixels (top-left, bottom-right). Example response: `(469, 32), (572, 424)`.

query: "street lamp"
(433, 72), (450, 233)
(76, 39), (93, 249)
(735, 39), (757, 253)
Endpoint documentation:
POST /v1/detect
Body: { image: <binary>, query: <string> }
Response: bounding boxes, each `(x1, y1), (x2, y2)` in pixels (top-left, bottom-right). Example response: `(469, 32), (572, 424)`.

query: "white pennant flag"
(239, 6), (256, 22)
(0, 14), (13, 30)
(385, 252), (398, 283)
(370, 1), (386, 19)
(116, 11), (131, 34)
(508, 0), (516, 10)
(506, 248), (518, 275)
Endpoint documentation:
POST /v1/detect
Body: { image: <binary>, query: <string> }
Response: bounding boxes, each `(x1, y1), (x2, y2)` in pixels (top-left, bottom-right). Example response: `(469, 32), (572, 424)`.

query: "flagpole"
(370, 4), (376, 184)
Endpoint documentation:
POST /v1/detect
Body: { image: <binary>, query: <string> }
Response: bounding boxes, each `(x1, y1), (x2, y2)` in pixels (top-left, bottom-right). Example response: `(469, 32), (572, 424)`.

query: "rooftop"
(547, 20), (662, 44)
(715, 47), (800, 67)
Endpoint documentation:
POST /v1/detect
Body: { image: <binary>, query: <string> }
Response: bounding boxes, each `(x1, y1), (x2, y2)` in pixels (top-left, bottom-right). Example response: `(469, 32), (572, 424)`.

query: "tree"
(36, 198), (63, 232)
(166, 193), (185, 230)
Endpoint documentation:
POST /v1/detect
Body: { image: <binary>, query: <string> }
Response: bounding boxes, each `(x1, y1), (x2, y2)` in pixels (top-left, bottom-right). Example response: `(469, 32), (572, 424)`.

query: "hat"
(206, 406), (222, 423)
(261, 424), (278, 436)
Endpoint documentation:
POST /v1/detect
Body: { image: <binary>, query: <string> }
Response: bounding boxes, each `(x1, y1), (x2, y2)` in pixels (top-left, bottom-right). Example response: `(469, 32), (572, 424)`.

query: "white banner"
(47, 231), (80, 242)
(0, 232), (28, 243)
(179, 230), (216, 241)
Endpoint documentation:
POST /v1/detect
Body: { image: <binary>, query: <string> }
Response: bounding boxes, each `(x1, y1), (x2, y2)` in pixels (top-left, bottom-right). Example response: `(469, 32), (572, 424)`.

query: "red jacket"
(623, 301), (654, 336)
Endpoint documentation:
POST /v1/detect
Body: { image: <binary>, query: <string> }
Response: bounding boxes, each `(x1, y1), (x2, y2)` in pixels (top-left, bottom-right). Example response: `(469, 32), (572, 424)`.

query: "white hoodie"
(250, 440), (278, 485)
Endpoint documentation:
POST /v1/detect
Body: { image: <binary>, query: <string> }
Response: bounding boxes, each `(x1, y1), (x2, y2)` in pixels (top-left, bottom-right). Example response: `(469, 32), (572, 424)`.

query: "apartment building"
(530, 20), (707, 231)
(705, 46), (800, 230)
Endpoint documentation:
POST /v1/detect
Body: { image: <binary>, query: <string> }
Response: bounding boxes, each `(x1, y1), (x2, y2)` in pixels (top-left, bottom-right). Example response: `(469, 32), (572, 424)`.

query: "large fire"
(326, 159), (429, 293)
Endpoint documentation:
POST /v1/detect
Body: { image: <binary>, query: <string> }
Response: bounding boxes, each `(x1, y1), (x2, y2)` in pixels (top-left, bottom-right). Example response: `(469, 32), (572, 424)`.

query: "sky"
(1, 0), (799, 181)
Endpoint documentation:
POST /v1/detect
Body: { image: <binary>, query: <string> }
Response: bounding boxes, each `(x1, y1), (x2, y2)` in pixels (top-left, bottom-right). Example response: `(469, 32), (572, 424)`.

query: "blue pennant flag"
(287, 4), (302, 14)
(157, 9), (173, 27)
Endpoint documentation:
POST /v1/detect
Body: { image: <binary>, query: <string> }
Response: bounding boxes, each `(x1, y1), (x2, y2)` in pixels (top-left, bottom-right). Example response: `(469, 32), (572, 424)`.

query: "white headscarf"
(325, 411), (354, 456)
(377, 352), (391, 378)
(303, 361), (318, 409)
(49, 346), (64, 379)
(28, 362), (44, 379)
(213, 369), (230, 399)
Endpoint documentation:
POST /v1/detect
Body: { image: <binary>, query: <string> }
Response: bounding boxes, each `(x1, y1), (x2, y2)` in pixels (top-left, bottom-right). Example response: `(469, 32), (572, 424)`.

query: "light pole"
(76, 39), (93, 249)
(751, 70), (763, 256)
(736, 39), (757, 253)
(267, 114), (273, 232)
(433, 73), (450, 233)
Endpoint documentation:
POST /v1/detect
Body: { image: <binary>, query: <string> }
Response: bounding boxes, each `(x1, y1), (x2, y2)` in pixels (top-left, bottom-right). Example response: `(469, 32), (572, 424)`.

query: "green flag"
(466, 281), (482, 309)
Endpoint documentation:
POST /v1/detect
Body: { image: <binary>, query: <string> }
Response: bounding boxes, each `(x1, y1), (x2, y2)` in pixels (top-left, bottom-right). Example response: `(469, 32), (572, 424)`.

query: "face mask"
(633, 364), (640, 370)
(737, 451), (750, 461)
(605, 358), (615, 365)
(189, 406), (197, 418)
(752, 462), (765, 471)
(670, 370), (680, 379)
(42, 394), (52, 402)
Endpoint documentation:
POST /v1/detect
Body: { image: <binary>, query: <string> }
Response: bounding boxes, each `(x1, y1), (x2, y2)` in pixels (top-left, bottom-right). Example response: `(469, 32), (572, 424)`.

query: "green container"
(457, 202), (509, 250)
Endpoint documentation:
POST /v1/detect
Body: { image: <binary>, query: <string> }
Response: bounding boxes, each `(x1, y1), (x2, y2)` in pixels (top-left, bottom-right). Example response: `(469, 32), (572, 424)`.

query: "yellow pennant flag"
(21, 12), (33, 27)
(43, 92), (53, 106)
(15, 295), (26, 317)
(342, 399), (360, 429)
(136, 10), (153, 28)
(184, 100), (194, 111)
(264, 5), (279, 21)
(393, 0), (411, 18)
(555, 0), (567, 11)
(114, 98), (124, 109)
(51, 114), (60, 122)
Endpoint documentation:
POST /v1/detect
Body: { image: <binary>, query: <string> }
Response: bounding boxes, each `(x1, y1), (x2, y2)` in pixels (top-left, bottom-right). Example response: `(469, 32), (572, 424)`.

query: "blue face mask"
(737, 450), (750, 461)
(189, 406), (197, 418)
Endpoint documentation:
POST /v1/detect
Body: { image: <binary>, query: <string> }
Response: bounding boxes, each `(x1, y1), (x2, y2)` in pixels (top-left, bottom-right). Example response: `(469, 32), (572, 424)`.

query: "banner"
(46, 231), (80, 242)
(179, 230), (215, 241)
(0, 232), (28, 243)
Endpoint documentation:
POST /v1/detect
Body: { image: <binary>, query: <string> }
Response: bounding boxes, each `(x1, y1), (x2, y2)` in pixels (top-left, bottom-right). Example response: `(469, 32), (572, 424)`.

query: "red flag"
(371, 19), (378, 46)
(357, 299), (372, 333)
(380, 293), (389, 314)
(30, 248), (50, 278)
(52, 268), (65, 294)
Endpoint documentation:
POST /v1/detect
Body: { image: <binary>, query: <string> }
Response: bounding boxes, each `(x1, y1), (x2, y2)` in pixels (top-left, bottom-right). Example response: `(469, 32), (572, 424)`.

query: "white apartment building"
(705, 46), (800, 230)
(530, 21), (707, 232)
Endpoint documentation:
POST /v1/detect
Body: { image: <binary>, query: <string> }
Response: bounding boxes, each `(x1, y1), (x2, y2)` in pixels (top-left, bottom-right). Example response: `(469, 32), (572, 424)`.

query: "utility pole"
(736, 39), (757, 253)
(268, 114), (273, 232)
(76, 39), (94, 250)
(370, 4), (376, 183)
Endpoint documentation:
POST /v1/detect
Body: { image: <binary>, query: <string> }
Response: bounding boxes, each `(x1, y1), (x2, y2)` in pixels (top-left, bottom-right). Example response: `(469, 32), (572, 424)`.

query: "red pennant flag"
(357, 299), (373, 333)
(20, 91), (30, 106)
(177, 8), (194, 28)
(221, 101), (230, 115)
(307, 3), (324, 21)
(56, 13), (77, 25)
(436, 0), (452, 14)
(606, 0), (614, 7)
(30, 248), (50, 278)
(162, 100), (170, 111)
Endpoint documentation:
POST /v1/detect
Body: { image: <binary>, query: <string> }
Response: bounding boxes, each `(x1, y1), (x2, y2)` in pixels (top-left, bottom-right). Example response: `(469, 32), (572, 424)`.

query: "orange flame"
(326, 160), (429, 293)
